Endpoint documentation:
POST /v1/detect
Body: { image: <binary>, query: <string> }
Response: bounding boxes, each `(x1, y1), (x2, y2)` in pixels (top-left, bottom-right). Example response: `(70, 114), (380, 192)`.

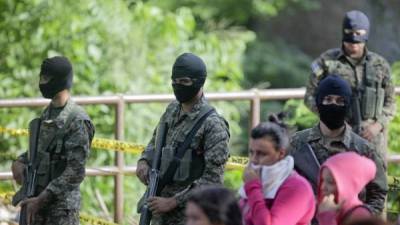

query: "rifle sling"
(157, 107), (215, 193)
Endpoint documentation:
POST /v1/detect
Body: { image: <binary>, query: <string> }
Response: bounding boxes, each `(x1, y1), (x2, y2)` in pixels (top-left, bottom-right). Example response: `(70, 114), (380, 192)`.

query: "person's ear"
(278, 149), (286, 160)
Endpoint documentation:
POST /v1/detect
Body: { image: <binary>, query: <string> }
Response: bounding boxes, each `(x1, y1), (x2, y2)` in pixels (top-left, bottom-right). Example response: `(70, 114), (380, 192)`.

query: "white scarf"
(239, 155), (294, 199)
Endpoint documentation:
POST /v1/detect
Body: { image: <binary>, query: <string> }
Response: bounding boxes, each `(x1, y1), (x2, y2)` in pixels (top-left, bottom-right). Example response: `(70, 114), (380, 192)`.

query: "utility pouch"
(50, 153), (67, 180)
(362, 86), (377, 119)
(173, 147), (192, 183)
(375, 87), (385, 117)
(35, 151), (50, 194)
(159, 146), (174, 178)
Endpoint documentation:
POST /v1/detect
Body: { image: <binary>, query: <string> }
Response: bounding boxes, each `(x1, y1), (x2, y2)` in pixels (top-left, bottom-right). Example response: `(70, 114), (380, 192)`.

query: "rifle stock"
(139, 122), (168, 225)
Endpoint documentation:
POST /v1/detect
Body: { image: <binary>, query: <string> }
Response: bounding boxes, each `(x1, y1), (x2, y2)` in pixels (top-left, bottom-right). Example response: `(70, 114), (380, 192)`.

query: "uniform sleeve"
(376, 60), (396, 129)
(364, 145), (388, 214)
(304, 57), (325, 114)
(139, 126), (157, 164)
(139, 107), (170, 164)
(45, 119), (94, 198)
(245, 178), (315, 225)
(174, 116), (230, 206)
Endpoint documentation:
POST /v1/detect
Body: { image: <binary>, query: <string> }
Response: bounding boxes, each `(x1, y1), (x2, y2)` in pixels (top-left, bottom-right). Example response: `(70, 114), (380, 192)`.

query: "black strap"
(341, 204), (371, 224)
(157, 107), (215, 193)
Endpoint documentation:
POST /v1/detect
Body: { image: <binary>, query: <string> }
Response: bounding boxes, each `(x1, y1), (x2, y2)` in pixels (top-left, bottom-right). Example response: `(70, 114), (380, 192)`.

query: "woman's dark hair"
(250, 112), (289, 150)
(187, 186), (242, 225)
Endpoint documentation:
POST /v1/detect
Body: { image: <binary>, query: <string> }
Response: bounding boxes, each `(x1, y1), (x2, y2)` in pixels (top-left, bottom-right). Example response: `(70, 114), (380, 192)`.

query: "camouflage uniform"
(139, 97), (230, 225)
(17, 99), (95, 225)
(289, 124), (387, 214)
(304, 48), (396, 159)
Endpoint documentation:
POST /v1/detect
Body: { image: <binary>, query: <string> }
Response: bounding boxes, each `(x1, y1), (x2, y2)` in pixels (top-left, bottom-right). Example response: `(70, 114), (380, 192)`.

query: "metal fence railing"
(1, 88), (399, 223)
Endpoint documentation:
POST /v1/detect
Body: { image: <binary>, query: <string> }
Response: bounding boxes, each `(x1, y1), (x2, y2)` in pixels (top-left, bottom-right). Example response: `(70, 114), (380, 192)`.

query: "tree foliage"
(1, 0), (399, 223)
(0, 0), (254, 222)
(146, 0), (318, 26)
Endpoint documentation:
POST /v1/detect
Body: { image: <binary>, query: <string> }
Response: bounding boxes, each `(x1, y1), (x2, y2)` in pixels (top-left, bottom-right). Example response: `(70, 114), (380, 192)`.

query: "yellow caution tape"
(0, 191), (14, 205)
(91, 138), (144, 154)
(0, 126), (243, 168)
(2, 126), (400, 184)
(0, 126), (144, 154)
(0, 127), (29, 136)
(226, 156), (248, 170)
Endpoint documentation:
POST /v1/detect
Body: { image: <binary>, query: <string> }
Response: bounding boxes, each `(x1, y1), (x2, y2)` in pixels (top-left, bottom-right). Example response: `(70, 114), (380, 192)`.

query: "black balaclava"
(342, 10), (370, 43)
(316, 75), (352, 130)
(39, 56), (73, 99)
(171, 53), (207, 103)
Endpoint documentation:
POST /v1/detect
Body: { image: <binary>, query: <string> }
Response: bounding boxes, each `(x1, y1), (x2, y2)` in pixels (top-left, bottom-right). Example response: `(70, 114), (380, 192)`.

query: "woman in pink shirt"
(240, 115), (315, 225)
(317, 152), (376, 225)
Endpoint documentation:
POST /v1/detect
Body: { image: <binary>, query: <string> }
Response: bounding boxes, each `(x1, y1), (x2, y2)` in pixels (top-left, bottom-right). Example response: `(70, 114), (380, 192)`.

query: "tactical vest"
(321, 53), (386, 121)
(34, 103), (84, 195)
(158, 105), (216, 187)
(361, 61), (385, 120)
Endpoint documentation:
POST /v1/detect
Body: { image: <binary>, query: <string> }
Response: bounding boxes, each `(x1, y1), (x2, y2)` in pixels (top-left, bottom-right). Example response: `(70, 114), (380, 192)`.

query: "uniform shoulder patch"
(311, 60), (323, 77)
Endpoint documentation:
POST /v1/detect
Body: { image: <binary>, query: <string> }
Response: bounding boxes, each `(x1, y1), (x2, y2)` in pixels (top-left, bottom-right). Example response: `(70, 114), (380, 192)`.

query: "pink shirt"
(240, 171), (315, 225)
(317, 207), (371, 225)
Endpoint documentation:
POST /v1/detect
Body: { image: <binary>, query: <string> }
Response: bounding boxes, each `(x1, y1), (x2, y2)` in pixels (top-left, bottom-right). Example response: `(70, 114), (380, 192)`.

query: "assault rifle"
(12, 118), (41, 225)
(139, 122), (168, 225)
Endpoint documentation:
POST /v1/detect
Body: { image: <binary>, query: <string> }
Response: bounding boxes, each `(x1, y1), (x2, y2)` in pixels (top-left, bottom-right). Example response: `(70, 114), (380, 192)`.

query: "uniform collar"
(338, 46), (370, 65)
(307, 123), (352, 149)
(176, 96), (207, 121)
(42, 98), (74, 126)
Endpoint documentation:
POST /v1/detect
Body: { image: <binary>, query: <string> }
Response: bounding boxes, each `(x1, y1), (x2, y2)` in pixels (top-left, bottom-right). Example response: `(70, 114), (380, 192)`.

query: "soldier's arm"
(173, 116), (230, 207)
(364, 145), (388, 214)
(44, 119), (94, 200)
(304, 57), (324, 114)
(376, 61), (396, 129)
(138, 127), (157, 164)
(139, 104), (172, 164)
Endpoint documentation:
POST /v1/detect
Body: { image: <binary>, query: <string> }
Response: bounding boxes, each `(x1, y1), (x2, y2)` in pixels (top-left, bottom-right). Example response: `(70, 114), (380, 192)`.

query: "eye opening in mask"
(322, 95), (346, 106)
(343, 29), (367, 36)
(39, 74), (53, 84)
(171, 77), (197, 86)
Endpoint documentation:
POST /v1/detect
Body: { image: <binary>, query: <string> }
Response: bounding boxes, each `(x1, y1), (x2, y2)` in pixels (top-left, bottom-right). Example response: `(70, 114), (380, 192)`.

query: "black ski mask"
(342, 10), (370, 43)
(39, 56), (73, 99)
(316, 75), (352, 130)
(171, 53), (207, 103)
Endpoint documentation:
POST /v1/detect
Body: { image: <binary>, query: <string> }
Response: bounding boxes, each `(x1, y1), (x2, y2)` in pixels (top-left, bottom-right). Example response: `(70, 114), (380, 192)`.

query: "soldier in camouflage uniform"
(304, 10), (396, 159)
(11, 56), (95, 225)
(291, 75), (387, 216)
(136, 53), (230, 225)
